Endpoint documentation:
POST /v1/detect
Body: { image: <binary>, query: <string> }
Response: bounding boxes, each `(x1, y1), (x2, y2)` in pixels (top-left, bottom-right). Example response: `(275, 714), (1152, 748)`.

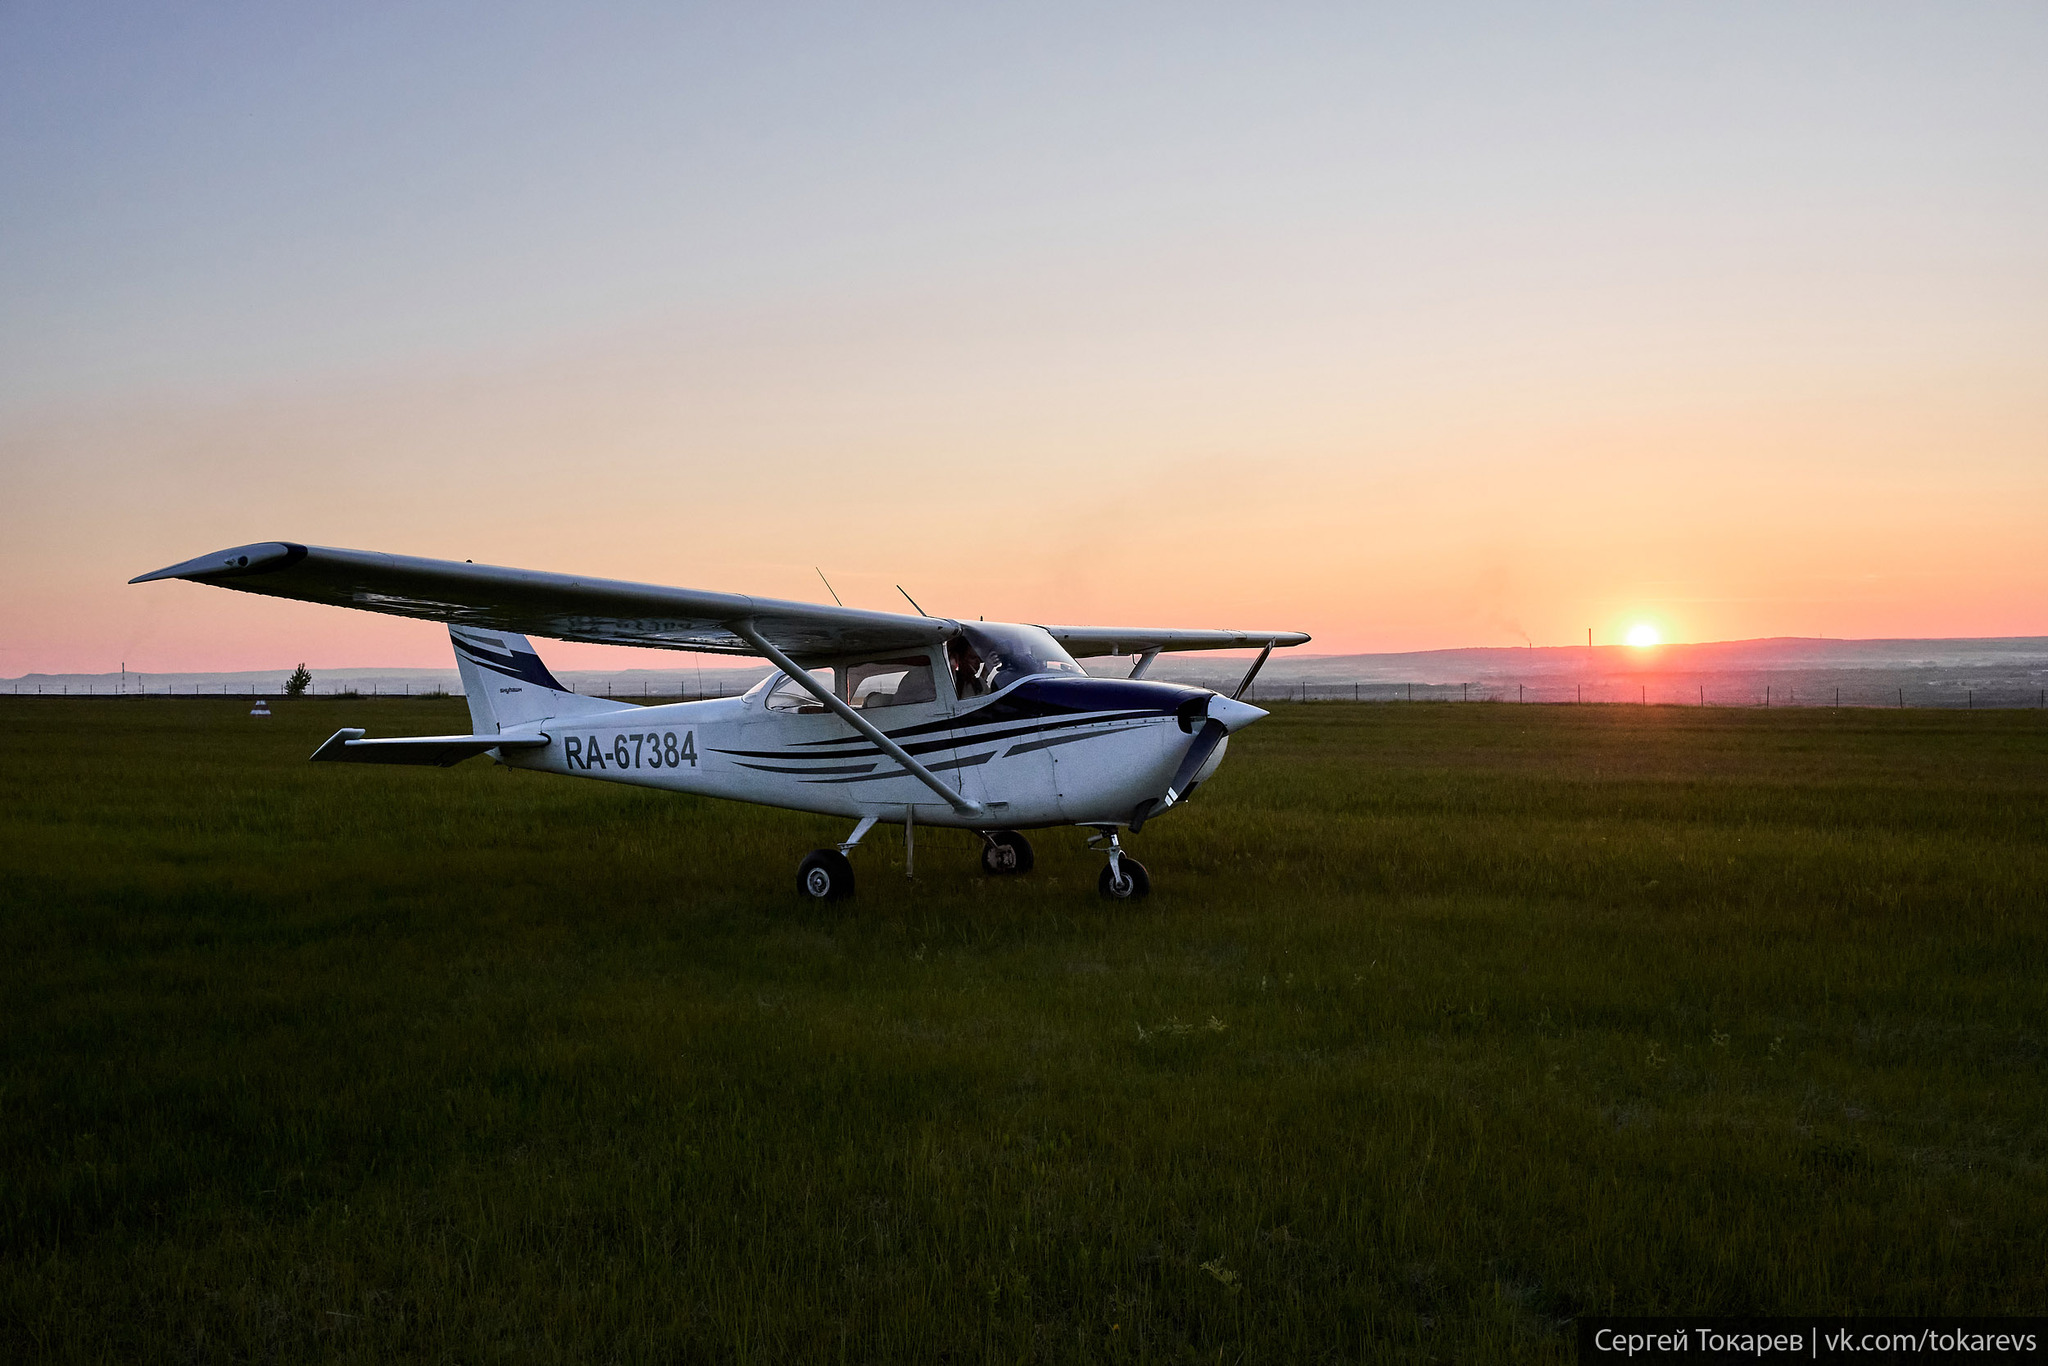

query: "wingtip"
(128, 541), (307, 585)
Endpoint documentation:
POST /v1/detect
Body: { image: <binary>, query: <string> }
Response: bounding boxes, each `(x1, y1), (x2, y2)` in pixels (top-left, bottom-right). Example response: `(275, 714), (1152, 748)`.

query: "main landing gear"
(797, 820), (1148, 901)
(1086, 826), (1151, 901)
(979, 830), (1034, 876)
(797, 848), (855, 901)
(797, 814), (879, 901)
(796, 818), (1040, 900)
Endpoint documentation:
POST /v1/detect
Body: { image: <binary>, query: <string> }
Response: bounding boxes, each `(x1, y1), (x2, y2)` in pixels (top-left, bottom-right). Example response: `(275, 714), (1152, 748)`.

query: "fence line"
(1217, 681), (2048, 709)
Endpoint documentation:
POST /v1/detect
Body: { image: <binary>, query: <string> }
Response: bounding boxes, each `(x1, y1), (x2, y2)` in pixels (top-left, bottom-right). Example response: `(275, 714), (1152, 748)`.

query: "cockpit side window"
(763, 667), (834, 713)
(952, 624), (1084, 697)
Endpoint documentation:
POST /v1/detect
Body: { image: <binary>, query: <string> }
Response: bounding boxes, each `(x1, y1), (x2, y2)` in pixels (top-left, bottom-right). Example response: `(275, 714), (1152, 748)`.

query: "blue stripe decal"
(1003, 724), (1150, 757)
(801, 750), (997, 785)
(711, 710), (1162, 764)
(452, 634), (568, 691)
(785, 679), (1204, 747)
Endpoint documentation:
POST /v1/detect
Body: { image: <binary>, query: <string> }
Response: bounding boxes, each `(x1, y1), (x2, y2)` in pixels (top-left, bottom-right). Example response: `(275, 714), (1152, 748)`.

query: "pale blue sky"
(7, 3), (2040, 406)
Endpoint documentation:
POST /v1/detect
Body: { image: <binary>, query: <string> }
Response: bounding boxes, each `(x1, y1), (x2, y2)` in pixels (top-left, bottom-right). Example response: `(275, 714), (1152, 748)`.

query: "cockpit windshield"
(949, 623), (1084, 698)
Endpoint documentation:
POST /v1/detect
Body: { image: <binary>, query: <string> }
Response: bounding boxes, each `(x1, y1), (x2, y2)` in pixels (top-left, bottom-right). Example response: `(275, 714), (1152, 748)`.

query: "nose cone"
(1207, 693), (1268, 733)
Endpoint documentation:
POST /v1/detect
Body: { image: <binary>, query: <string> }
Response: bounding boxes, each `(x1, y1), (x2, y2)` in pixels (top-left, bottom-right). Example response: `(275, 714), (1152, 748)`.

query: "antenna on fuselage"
(814, 567), (844, 607)
(896, 585), (931, 617)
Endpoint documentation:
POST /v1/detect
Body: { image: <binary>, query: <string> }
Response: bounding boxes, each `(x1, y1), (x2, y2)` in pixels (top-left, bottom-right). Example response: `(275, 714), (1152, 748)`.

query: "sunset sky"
(3, 3), (2043, 676)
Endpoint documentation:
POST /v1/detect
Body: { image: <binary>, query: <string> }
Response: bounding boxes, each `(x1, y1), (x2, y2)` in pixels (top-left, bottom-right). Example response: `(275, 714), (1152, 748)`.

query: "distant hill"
(1211, 635), (2048, 683)
(1136, 636), (2048, 707)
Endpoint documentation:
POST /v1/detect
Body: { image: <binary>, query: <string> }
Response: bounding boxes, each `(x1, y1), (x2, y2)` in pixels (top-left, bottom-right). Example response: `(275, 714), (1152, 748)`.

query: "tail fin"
(449, 626), (631, 733)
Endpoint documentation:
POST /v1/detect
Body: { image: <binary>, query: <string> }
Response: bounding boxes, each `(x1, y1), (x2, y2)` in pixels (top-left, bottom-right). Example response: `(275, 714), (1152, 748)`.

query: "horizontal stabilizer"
(310, 728), (548, 767)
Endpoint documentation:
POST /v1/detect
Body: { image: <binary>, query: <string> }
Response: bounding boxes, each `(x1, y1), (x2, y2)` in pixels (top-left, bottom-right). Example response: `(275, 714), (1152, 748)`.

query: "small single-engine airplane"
(133, 543), (1308, 899)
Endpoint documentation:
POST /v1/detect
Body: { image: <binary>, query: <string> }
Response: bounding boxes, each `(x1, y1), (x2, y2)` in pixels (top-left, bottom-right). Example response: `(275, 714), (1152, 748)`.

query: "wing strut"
(731, 620), (986, 819)
(1232, 642), (1277, 701)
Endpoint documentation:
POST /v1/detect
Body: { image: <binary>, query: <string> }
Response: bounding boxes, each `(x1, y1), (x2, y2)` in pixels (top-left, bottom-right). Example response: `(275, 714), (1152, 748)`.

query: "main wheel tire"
(979, 830), (1035, 876)
(797, 849), (855, 901)
(1097, 856), (1151, 900)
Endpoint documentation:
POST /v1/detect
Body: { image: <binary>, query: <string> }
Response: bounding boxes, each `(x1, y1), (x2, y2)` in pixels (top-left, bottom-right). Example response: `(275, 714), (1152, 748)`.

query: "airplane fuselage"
(500, 675), (1230, 829)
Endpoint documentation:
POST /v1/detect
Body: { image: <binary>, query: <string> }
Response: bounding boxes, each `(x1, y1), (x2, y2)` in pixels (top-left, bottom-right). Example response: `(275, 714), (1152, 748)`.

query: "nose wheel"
(979, 830), (1035, 876)
(1098, 858), (1150, 899)
(1085, 827), (1151, 901)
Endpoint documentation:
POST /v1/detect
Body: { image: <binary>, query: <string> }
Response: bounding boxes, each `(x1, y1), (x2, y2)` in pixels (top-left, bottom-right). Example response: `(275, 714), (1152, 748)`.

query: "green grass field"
(2, 697), (2043, 1361)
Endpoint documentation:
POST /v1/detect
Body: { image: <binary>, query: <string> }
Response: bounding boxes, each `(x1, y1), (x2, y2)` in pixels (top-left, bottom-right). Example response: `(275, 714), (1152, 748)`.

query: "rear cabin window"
(848, 656), (937, 709)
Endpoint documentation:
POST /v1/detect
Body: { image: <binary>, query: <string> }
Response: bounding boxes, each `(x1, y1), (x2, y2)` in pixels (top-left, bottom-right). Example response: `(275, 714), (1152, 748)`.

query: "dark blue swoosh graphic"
(452, 632), (569, 691)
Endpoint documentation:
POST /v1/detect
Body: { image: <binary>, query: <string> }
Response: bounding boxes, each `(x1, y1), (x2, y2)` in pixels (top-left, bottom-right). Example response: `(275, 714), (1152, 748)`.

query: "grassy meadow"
(1, 696), (2044, 1361)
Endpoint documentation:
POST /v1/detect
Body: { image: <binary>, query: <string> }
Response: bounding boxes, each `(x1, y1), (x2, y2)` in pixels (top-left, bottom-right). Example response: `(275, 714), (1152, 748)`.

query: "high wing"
(130, 541), (950, 662)
(1043, 627), (1312, 659)
(130, 540), (1311, 665)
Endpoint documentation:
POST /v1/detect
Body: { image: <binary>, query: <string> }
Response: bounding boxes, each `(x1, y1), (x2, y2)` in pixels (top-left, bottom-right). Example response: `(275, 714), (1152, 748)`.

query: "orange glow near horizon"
(4, 351), (2041, 677)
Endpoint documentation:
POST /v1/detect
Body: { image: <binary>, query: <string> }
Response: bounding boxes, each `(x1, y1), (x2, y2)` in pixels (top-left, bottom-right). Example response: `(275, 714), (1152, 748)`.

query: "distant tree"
(285, 664), (311, 698)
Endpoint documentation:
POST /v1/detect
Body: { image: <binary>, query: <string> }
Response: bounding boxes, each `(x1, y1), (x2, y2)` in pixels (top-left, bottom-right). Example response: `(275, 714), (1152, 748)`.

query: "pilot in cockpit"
(948, 636), (987, 699)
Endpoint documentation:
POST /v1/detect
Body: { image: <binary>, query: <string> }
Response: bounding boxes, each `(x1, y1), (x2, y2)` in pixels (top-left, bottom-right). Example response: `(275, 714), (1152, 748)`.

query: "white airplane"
(133, 542), (1308, 900)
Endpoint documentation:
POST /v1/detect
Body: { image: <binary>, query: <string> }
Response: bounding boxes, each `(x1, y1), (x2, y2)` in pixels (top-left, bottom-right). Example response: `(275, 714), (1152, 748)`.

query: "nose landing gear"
(1085, 826), (1151, 901)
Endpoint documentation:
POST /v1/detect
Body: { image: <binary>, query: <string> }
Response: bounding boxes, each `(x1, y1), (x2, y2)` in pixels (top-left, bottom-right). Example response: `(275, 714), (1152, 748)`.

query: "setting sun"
(1626, 623), (1662, 648)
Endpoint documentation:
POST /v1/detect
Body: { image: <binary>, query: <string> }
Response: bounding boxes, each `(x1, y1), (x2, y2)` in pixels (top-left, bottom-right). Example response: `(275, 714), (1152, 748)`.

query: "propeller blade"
(1131, 693), (1264, 832)
(1128, 717), (1227, 832)
(1165, 718), (1228, 806)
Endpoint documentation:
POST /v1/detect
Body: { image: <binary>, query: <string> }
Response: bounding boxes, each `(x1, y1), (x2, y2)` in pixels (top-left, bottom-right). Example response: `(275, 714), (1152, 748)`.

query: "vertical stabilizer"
(448, 626), (631, 733)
